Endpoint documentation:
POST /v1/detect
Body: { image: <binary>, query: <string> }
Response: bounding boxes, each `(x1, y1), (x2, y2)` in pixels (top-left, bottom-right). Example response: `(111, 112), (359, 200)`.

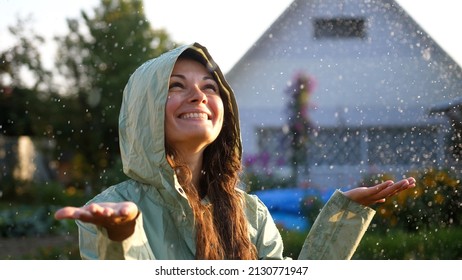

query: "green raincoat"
(77, 43), (375, 260)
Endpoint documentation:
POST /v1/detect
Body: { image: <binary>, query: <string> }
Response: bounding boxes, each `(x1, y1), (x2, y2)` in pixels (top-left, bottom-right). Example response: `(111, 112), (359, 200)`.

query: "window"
(255, 126), (362, 167)
(314, 18), (366, 39)
(255, 127), (290, 164)
(254, 125), (442, 168)
(309, 127), (362, 166)
(366, 127), (439, 165)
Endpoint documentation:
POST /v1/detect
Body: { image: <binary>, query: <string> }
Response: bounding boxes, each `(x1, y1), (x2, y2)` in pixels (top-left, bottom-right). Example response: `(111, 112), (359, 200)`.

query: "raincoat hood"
(119, 42), (241, 186)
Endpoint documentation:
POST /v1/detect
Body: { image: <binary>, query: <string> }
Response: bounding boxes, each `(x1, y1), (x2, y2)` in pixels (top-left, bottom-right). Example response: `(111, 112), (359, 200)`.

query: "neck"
(187, 153), (203, 188)
(175, 148), (204, 189)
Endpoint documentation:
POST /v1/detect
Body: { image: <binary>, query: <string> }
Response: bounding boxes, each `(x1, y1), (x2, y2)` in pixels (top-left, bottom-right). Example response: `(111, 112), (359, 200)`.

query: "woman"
(54, 43), (415, 260)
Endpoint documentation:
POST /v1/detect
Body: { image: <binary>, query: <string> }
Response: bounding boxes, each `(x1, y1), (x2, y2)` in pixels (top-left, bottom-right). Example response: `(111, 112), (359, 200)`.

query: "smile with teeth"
(180, 112), (209, 120)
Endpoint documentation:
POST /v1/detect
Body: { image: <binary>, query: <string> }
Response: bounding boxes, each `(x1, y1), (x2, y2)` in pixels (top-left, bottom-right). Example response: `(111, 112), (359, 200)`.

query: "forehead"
(171, 58), (211, 76)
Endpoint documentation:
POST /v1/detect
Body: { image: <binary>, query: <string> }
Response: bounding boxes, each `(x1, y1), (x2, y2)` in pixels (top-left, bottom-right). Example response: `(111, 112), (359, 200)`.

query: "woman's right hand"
(54, 202), (139, 241)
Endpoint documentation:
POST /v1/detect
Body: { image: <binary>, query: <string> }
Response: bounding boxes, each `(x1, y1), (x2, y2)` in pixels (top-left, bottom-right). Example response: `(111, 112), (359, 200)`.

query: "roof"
(225, 0), (462, 153)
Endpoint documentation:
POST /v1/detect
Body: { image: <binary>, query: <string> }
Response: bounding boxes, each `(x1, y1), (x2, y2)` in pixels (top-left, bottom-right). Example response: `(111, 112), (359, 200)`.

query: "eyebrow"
(170, 74), (216, 82)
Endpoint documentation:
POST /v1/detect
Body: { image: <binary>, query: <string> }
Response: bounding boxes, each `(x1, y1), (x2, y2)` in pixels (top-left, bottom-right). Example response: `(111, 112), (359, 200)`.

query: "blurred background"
(0, 0), (461, 259)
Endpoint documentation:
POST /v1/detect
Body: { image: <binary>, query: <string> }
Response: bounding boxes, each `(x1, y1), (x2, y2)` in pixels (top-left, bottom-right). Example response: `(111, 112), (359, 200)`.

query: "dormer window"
(314, 17), (366, 39)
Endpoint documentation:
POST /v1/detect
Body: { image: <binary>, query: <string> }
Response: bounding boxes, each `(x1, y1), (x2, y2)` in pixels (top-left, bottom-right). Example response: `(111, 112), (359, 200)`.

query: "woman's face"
(165, 58), (224, 154)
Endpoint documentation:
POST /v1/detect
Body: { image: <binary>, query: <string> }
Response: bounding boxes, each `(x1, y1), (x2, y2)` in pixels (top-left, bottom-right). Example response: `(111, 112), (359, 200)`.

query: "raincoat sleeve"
(77, 212), (155, 260)
(297, 189), (375, 260)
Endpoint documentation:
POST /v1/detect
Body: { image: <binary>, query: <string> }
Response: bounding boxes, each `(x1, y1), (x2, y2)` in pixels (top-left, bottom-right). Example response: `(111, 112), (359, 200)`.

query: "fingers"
(54, 206), (80, 220)
(344, 176), (416, 206)
(376, 177), (416, 200)
(86, 203), (115, 217)
(118, 202), (139, 221)
(363, 177), (416, 205)
(54, 202), (139, 228)
(375, 180), (394, 191)
(393, 177), (416, 194)
(407, 177), (416, 186)
(379, 182), (404, 198)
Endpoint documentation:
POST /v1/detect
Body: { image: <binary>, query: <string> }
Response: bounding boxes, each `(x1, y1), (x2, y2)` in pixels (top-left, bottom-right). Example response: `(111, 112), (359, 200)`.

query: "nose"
(188, 84), (207, 104)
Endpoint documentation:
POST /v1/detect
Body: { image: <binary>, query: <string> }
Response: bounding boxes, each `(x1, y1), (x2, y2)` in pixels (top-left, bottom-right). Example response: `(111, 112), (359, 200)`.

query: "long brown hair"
(165, 51), (257, 260)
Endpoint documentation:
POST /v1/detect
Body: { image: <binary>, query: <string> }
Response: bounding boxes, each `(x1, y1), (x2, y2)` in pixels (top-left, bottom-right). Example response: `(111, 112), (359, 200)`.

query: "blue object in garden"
(253, 187), (337, 231)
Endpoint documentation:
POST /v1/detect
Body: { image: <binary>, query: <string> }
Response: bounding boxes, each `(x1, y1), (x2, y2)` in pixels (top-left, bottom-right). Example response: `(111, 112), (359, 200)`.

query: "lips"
(179, 112), (210, 120)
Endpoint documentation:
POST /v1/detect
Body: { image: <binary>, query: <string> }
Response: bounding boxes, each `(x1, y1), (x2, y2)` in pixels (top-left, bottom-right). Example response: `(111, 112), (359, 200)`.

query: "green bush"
(1, 180), (90, 206)
(20, 242), (80, 260)
(280, 227), (462, 259)
(280, 228), (307, 259)
(353, 228), (462, 259)
(0, 204), (77, 237)
(372, 168), (462, 232)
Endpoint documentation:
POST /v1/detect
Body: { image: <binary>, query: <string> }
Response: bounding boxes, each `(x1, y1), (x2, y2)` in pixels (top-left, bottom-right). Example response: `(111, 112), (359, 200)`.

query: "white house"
(226, 0), (462, 189)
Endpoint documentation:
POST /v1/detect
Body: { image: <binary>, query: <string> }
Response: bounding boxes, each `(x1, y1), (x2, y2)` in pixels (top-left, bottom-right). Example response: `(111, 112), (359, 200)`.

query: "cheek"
(165, 96), (180, 119)
(164, 97), (178, 133)
(214, 99), (225, 126)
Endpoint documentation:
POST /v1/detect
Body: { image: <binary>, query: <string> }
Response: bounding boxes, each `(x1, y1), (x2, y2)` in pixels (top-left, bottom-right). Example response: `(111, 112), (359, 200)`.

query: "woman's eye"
(203, 84), (218, 93)
(169, 82), (183, 90)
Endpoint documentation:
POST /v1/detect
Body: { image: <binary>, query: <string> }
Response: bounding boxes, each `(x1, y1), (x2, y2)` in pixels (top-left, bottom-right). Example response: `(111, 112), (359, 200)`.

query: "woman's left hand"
(343, 177), (416, 206)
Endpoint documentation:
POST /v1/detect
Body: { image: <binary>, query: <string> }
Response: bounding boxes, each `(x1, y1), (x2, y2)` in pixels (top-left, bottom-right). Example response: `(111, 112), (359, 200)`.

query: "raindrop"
(422, 48), (431, 61)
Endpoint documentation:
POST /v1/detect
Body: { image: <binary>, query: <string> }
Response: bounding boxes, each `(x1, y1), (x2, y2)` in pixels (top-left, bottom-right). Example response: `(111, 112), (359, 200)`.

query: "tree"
(0, 17), (54, 137)
(52, 0), (175, 188)
(0, 17), (57, 193)
(284, 72), (315, 185)
(0, 17), (52, 91)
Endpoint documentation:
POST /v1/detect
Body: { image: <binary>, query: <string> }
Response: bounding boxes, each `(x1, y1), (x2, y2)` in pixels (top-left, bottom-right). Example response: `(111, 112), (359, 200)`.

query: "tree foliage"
(0, 17), (54, 137)
(49, 0), (175, 188)
(0, 17), (51, 90)
(1, 0), (176, 189)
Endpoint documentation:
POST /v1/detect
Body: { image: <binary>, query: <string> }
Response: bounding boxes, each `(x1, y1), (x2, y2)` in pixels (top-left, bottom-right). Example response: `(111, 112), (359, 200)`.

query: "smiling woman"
(165, 54), (224, 161)
(54, 42), (415, 260)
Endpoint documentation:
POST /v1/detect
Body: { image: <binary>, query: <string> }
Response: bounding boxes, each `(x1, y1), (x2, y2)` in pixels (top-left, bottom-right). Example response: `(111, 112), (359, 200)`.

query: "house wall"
(226, 0), (462, 188)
